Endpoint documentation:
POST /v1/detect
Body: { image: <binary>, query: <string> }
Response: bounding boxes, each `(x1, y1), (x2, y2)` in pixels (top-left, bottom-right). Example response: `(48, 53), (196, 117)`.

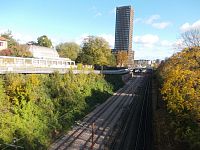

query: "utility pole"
(90, 123), (95, 150)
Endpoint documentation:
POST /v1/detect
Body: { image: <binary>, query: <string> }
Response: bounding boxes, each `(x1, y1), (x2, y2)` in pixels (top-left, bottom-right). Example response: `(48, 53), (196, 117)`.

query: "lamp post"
(75, 121), (96, 150)
(90, 122), (95, 150)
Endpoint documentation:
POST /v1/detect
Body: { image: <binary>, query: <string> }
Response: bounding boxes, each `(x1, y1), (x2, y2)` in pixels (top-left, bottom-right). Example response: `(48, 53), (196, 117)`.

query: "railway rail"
(108, 76), (152, 150)
(49, 76), (144, 150)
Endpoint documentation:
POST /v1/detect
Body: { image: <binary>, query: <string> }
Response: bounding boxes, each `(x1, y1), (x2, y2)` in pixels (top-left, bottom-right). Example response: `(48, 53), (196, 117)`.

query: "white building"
(0, 37), (8, 50)
(28, 45), (59, 59)
(0, 45), (75, 69)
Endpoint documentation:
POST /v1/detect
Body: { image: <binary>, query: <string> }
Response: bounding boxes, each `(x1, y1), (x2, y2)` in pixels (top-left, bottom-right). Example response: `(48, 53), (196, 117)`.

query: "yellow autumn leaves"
(158, 47), (200, 148)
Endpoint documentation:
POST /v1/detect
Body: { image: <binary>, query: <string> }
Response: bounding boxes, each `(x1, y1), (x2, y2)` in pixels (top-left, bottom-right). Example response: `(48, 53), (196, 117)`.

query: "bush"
(0, 72), (118, 149)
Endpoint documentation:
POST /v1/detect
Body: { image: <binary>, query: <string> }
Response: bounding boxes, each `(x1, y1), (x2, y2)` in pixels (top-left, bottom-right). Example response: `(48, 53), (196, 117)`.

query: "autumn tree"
(56, 42), (80, 60)
(0, 44), (32, 57)
(77, 36), (115, 66)
(37, 35), (52, 48)
(116, 50), (128, 67)
(158, 47), (200, 149)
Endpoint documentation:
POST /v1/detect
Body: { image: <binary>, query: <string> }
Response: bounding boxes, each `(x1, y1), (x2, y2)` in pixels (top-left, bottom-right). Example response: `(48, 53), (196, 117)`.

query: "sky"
(0, 0), (200, 60)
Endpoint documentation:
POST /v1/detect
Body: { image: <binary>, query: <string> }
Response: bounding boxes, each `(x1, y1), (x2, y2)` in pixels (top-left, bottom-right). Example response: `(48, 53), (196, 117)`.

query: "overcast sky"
(0, 0), (200, 60)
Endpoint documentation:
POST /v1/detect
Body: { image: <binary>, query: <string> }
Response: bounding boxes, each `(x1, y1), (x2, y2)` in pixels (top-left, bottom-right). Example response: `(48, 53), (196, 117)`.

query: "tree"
(78, 36), (114, 66)
(109, 54), (117, 66)
(37, 35), (52, 48)
(116, 51), (128, 67)
(0, 45), (32, 57)
(158, 47), (200, 148)
(181, 29), (200, 48)
(1, 30), (18, 48)
(56, 42), (80, 60)
(12, 44), (33, 57)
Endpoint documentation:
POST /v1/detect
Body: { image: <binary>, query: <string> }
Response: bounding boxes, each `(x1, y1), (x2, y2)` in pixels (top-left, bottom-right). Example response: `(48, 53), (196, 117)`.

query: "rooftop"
(0, 37), (7, 41)
(28, 45), (59, 59)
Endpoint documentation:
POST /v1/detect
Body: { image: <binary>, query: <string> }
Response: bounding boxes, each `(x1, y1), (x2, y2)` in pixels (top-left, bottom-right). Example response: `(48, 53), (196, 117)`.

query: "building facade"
(114, 6), (133, 51)
(0, 37), (8, 50)
(114, 6), (134, 66)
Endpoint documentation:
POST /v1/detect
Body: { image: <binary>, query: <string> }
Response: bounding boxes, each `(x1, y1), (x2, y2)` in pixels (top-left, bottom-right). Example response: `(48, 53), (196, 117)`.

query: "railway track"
(108, 76), (152, 150)
(49, 76), (144, 150)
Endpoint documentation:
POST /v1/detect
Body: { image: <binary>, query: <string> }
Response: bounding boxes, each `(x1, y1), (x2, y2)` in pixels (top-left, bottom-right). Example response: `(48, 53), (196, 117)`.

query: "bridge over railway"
(49, 74), (152, 150)
(0, 56), (153, 75)
(0, 66), (131, 75)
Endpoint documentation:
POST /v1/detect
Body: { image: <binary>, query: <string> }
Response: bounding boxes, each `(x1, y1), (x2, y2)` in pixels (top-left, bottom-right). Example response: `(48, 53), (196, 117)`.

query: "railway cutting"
(49, 74), (152, 150)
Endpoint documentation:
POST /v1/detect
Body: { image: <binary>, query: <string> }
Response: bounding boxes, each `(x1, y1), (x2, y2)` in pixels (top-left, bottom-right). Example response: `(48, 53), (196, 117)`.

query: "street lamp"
(75, 121), (96, 150)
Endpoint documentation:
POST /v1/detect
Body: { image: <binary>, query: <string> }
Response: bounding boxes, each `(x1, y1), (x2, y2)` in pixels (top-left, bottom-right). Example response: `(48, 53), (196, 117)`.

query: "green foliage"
(46, 72), (113, 127)
(109, 54), (117, 66)
(158, 47), (200, 149)
(56, 42), (80, 60)
(77, 36), (116, 66)
(0, 72), (119, 149)
(104, 74), (125, 91)
(37, 35), (52, 48)
(77, 63), (83, 70)
(0, 74), (58, 149)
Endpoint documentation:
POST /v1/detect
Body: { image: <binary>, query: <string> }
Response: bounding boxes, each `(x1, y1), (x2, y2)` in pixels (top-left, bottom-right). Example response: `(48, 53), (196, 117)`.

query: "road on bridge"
(49, 74), (152, 150)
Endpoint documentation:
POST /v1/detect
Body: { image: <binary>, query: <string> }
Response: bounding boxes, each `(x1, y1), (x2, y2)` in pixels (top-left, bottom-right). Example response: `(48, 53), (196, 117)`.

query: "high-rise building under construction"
(114, 5), (134, 66)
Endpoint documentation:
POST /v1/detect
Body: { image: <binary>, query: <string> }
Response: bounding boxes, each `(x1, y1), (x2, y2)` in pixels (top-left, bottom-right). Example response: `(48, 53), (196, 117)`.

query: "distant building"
(114, 6), (134, 66)
(0, 42), (76, 68)
(114, 6), (134, 51)
(28, 45), (59, 59)
(134, 59), (153, 67)
(0, 37), (8, 50)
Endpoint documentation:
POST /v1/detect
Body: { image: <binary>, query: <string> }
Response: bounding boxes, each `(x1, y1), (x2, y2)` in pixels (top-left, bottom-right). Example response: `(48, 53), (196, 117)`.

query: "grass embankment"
(0, 72), (124, 150)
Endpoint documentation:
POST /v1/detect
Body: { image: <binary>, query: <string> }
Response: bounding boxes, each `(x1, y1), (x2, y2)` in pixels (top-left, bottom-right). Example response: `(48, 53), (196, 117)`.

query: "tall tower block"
(114, 6), (134, 66)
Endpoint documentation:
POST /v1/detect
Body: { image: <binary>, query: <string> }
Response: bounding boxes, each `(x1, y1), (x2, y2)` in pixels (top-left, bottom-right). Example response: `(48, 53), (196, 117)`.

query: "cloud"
(136, 35), (172, 48)
(180, 20), (200, 32)
(133, 34), (159, 48)
(132, 34), (174, 59)
(74, 33), (173, 59)
(90, 6), (102, 17)
(152, 22), (171, 29)
(160, 40), (172, 47)
(74, 33), (89, 45)
(0, 28), (8, 34)
(145, 15), (160, 24)
(99, 34), (115, 48)
(95, 12), (102, 17)
(135, 18), (143, 23)
(134, 46), (174, 60)
(137, 15), (171, 29)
